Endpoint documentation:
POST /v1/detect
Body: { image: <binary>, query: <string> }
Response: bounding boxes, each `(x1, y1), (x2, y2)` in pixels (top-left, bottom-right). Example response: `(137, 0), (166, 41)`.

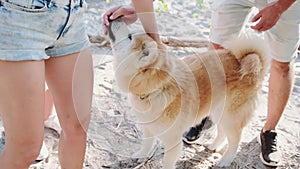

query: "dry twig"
(88, 34), (210, 48)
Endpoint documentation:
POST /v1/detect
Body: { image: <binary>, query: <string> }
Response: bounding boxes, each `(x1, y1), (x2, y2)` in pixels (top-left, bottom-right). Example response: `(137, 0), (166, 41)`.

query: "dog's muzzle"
(107, 17), (132, 44)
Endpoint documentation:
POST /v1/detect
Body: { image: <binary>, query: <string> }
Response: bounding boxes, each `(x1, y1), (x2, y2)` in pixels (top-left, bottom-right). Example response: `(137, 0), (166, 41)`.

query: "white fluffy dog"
(108, 18), (268, 168)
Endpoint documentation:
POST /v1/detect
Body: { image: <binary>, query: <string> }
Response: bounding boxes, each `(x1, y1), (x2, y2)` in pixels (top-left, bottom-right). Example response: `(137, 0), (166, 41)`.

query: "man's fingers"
(251, 22), (264, 32)
(252, 12), (261, 22)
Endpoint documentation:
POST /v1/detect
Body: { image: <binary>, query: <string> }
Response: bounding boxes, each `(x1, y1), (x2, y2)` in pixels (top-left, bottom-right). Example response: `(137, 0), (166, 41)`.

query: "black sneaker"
(183, 116), (214, 144)
(257, 130), (281, 167)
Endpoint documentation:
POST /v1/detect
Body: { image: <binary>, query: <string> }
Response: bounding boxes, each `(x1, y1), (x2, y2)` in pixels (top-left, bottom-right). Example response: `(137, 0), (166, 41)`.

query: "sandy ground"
(0, 0), (299, 169)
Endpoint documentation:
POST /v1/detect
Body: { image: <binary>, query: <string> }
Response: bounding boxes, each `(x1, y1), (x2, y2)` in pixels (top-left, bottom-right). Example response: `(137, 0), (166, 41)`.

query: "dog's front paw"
(161, 161), (177, 169)
(216, 155), (234, 168)
(216, 161), (232, 168)
(161, 165), (176, 169)
(131, 149), (150, 159)
(205, 139), (226, 152)
(205, 143), (218, 151)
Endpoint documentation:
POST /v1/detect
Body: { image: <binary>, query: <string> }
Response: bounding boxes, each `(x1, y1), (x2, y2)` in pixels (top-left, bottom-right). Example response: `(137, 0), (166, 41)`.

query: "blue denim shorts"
(0, 0), (90, 61)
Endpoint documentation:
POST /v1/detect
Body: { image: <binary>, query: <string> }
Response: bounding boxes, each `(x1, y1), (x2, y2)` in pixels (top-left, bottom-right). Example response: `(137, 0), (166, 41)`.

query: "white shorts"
(210, 0), (300, 62)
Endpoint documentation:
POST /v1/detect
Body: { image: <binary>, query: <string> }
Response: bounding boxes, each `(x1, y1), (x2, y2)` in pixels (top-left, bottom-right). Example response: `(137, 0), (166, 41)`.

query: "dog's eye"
(139, 49), (149, 60)
(142, 49), (149, 56)
(141, 68), (148, 73)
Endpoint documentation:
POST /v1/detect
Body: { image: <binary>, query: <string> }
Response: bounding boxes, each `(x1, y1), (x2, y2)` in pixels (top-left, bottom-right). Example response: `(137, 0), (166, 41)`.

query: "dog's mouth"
(107, 17), (132, 44)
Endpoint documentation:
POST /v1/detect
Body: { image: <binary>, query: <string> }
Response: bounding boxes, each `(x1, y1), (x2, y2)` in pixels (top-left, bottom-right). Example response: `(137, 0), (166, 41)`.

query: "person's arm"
(273, 0), (296, 13)
(102, 0), (160, 43)
(131, 0), (160, 43)
(102, 4), (137, 35)
(251, 0), (296, 32)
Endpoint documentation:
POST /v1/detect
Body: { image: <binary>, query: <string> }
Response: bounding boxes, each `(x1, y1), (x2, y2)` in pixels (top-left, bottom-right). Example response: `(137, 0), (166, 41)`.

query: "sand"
(0, 0), (299, 168)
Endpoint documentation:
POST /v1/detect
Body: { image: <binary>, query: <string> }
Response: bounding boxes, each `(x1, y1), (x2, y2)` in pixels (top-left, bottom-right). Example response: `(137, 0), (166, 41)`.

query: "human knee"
(21, 148), (41, 166)
(11, 138), (43, 166)
(62, 118), (89, 138)
(271, 59), (293, 76)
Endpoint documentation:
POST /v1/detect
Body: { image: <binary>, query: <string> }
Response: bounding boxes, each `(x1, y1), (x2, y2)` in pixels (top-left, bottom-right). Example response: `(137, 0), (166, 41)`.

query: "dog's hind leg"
(132, 127), (156, 159)
(160, 134), (183, 169)
(217, 124), (242, 167)
(217, 96), (256, 167)
(207, 124), (226, 151)
(217, 102), (255, 166)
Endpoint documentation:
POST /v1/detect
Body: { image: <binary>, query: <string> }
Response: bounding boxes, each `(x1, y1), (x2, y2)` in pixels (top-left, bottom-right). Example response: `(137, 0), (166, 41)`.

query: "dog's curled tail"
(224, 31), (269, 81)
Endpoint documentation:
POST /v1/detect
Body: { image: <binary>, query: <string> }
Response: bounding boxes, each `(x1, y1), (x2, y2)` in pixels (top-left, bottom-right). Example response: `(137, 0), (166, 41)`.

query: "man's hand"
(102, 4), (137, 35)
(251, 0), (296, 32)
(251, 4), (282, 32)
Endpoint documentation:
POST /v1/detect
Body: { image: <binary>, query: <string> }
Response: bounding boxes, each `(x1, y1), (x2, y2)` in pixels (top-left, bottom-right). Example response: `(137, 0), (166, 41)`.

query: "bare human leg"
(45, 49), (93, 169)
(263, 59), (294, 132)
(0, 60), (45, 169)
(44, 87), (54, 120)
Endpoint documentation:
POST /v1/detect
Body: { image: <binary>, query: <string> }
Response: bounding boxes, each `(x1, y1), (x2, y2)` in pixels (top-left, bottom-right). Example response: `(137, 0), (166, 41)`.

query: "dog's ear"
(131, 34), (159, 70)
(138, 40), (159, 70)
(139, 41), (158, 68)
(131, 34), (153, 50)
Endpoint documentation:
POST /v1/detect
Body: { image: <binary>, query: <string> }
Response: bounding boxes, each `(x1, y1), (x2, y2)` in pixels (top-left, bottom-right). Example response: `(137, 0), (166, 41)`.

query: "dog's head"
(112, 33), (174, 95)
(107, 18), (174, 95)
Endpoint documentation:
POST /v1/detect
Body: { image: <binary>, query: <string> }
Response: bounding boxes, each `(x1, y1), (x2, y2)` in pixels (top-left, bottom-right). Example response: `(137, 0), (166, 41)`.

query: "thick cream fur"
(112, 33), (269, 168)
